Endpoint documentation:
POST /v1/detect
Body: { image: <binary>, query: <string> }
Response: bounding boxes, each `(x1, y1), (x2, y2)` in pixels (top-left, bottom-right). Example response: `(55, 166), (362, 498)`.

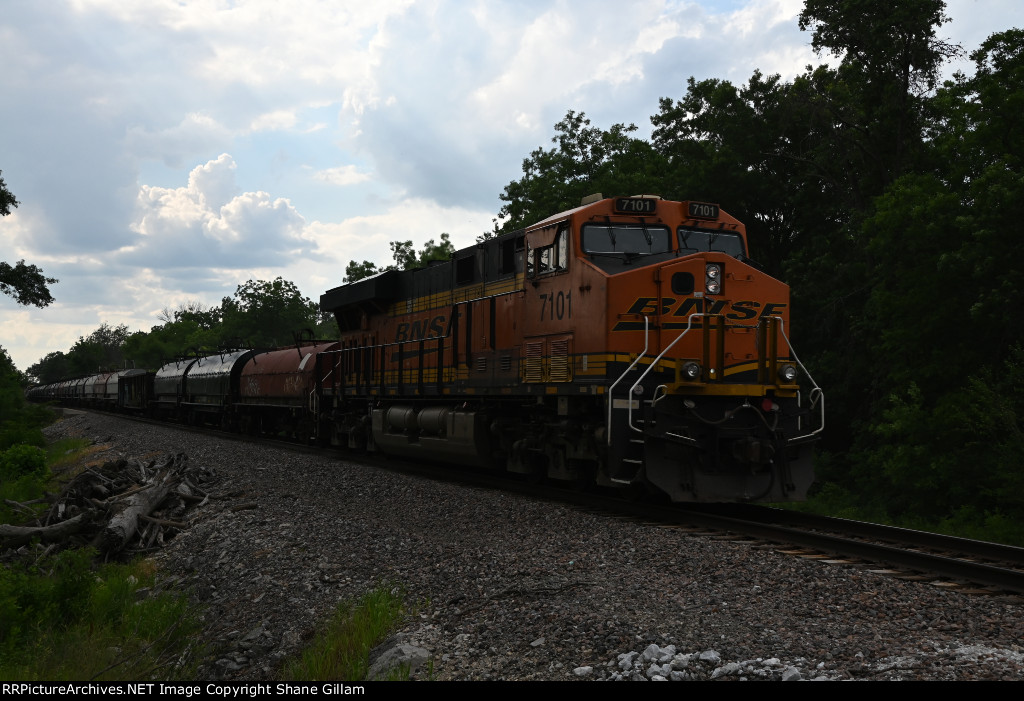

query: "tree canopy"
(343, 233), (456, 283)
(494, 111), (666, 234)
(1, 170), (58, 308)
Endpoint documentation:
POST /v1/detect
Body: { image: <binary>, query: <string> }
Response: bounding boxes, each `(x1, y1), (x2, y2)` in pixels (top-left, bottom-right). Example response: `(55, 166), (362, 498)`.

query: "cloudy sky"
(1, 0), (1021, 372)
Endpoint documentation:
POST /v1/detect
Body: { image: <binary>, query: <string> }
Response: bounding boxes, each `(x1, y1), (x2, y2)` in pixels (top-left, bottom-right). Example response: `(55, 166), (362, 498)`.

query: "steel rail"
(674, 506), (1024, 595)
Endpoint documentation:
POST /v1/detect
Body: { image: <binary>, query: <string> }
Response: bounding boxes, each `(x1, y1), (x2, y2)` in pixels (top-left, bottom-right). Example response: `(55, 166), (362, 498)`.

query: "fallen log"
(98, 453), (186, 553)
(0, 511), (94, 548)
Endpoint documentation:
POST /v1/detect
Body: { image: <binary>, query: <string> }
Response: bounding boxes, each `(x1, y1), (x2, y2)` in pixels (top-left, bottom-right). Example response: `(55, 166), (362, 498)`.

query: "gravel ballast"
(44, 412), (1024, 681)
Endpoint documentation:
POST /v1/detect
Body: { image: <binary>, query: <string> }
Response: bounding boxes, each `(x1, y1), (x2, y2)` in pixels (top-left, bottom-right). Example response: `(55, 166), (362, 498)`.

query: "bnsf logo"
(612, 297), (787, 331)
(394, 315), (447, 342)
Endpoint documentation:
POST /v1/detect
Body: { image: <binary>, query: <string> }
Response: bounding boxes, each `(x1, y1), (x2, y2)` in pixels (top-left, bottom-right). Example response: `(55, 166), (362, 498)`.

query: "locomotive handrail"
(319, 288), (523, 396)
(606, 316), (649, 446)
(771, 316), (825, 442)
(625, 313), (705, 435)
(623, 314), (824, 444)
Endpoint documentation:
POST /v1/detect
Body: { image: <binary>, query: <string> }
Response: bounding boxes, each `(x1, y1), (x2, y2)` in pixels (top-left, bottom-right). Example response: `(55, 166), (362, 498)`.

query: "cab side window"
(530, 226), (570, 277)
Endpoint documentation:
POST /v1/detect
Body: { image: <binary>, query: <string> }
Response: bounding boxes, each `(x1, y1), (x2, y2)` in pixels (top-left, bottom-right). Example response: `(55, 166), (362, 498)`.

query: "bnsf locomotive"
(317, 195), (822, 502)
(29, 195), (822, 503)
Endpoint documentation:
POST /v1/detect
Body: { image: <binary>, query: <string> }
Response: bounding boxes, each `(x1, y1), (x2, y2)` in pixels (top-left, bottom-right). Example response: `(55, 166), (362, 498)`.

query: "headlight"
(681, 361), (701, 381)
(705, 264), (722, 295)
(778, 364), (798, 382)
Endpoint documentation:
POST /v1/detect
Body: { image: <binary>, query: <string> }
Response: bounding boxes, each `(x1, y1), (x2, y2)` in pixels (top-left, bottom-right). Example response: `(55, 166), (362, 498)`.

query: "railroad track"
(669, 504), (1024, 596)
(338, 451), (1024, 597)
(75, 408), (1024, 597)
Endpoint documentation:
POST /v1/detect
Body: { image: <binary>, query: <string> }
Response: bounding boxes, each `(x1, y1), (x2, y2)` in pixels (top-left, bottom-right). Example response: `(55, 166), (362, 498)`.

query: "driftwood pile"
(0, 452), (216, 558)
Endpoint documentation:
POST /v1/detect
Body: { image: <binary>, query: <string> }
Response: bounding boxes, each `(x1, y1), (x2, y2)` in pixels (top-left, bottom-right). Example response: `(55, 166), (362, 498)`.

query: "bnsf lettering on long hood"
(612, 296), (788, 330)
(394, 314), (447, 342)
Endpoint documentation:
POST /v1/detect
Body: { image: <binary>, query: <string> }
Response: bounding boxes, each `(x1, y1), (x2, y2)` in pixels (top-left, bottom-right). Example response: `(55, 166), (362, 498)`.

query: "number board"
(687, 202), (720, 220)
(614, 197), (658, 215)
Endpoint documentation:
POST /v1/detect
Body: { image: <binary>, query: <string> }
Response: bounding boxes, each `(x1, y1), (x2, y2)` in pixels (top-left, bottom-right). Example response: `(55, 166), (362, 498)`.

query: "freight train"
(29, 195), (823, 503)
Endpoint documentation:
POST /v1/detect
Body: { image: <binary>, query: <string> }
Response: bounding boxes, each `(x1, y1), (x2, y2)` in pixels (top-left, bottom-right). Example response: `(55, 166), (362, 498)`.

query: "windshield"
(581, 224), (672, 256)
(677, 228), (746, 257)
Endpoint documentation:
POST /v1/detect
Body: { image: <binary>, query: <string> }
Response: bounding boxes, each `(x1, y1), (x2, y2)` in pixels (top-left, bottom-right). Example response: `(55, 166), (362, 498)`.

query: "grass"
(0, 551), (205, 681)
(46, 437), (105, 473)
(280, 584), (410, 681)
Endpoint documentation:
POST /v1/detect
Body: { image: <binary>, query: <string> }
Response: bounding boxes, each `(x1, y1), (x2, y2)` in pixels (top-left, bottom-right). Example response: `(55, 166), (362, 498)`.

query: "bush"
(0, 443), (47, 481)
(0, 424), (47, 452)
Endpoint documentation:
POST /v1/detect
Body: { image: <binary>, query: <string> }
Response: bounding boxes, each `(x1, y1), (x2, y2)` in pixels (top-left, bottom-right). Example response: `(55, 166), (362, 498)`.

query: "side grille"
(549, 339), (571, 382)
(523, 341), (544, 383)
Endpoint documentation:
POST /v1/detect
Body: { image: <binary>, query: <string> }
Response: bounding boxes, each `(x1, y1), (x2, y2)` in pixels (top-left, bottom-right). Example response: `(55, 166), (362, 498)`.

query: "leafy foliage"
(0, 260), (58, 308)
(343, 233), (456, 283)
(0, 444), (47, 481)
(495, 110), (665, 234)
(0, 346), (51, 452)
(220, 277), (320, 348)
(0, 549), (203, 680)
(0, 170), (17, 217)
(0, 171), (58, 307)
(67, 323), (131, 376)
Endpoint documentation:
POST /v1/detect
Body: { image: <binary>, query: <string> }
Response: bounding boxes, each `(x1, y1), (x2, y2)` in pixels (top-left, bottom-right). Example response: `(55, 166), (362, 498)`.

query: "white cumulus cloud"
(123, 154), (314, 270)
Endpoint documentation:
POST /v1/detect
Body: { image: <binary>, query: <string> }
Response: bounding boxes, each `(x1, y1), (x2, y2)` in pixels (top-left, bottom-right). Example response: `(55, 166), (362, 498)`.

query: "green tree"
(343, 260), (381, 284)
(1, 346), (51, 451)
(495, 110), (666, 233)
(795, 0), (960, 205)
(762, 1), (960, 463)
(0, 260), (57, 308)
(651, 72), (805, 275)
(817, 27), (1024, 529)
(343, 233), (456, 283)
(25, 351), (71, 385)
(65, 323), (130, 375)
(121, 318), (217, 369)
(1, 170), (58, 308)
(220, 277), (320, 348)
(0, 347), (27, 422)
(158, 301), (222, 330)
(0, 171), (16, 217)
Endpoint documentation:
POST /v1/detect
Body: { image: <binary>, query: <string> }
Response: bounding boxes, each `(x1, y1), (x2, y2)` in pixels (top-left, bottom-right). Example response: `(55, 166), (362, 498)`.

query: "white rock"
(700, 650), (721, 665)
(781, 666), (802, 681)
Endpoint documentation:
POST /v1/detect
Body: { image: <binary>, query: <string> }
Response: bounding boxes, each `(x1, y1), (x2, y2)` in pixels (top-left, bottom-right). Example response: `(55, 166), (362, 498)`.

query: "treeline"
(27, 277), (335, 385)
(486, 3), (1024, 538)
